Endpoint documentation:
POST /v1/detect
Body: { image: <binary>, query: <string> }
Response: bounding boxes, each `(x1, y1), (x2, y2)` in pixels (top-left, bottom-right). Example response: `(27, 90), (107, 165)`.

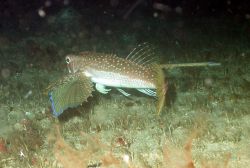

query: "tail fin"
(152, 64), (168, 115)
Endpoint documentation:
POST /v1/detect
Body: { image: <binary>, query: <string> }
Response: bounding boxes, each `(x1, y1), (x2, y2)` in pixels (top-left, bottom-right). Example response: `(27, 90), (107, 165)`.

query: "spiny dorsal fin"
(126, 43), (156, 65)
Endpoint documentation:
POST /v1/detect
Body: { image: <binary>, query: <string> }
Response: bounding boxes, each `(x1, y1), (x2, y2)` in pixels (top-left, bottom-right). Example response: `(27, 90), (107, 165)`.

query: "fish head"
(66, 52), (100, 74)
(65, 54), (81, 73)
(65, 52), (93, 73)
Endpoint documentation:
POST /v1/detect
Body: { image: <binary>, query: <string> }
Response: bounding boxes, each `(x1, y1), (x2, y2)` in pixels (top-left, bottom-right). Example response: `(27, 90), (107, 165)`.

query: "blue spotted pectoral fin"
(137, 88), (156, 97)
(47, 73), (94, 117)
(95, 83), (111, 94)
(117, 88), (131, 96)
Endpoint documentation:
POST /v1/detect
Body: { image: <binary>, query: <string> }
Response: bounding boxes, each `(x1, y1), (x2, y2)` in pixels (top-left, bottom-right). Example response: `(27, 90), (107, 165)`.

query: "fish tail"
(152, 64), (168, 115)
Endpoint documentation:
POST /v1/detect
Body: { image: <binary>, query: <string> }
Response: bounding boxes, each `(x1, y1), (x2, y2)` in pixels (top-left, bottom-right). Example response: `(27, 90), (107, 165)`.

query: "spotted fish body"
(66, 51), (167, 114)
(67, 52), (156, 90)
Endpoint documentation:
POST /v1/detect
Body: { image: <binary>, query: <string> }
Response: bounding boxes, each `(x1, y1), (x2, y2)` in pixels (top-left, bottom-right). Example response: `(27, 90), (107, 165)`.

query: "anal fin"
(117, 88), (131, 96)
(137, 88), (156, 97)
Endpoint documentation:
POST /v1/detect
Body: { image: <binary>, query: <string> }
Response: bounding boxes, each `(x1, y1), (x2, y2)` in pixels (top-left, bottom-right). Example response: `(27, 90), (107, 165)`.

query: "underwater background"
(0, 0), (250, 167)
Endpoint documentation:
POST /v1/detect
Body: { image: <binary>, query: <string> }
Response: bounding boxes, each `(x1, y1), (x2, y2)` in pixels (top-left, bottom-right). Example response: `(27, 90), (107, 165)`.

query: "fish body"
(66, 50), (167, 114)
(66, 52), (157, 91)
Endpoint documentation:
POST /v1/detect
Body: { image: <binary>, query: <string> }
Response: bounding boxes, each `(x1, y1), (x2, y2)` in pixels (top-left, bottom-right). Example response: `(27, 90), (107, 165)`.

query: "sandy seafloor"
(0, 8), (250, 168)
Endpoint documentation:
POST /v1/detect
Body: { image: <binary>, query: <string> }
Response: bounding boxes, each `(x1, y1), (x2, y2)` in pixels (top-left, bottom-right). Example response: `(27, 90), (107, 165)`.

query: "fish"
(48, 44), (167, 117)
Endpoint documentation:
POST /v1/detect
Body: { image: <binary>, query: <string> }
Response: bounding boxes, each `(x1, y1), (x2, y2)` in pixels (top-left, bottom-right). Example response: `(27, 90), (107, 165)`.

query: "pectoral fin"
(95, 83), (111, 94)
(47, 73), (94, 117)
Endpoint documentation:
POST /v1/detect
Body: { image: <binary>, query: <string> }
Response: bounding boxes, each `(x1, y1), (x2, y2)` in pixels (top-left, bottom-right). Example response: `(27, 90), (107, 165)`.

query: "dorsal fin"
(126, 43), (156, 65)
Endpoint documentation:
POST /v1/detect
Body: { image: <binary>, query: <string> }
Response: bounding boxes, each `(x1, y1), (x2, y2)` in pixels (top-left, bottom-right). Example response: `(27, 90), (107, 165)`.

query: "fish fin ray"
(126, 43), (156, 65)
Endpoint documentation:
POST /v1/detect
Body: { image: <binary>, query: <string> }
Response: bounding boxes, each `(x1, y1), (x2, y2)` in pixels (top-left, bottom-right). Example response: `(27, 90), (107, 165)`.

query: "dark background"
(1, 0), (250, 31)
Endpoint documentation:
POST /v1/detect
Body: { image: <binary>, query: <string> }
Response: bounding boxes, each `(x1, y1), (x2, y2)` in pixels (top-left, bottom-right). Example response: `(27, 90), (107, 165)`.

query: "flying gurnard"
(47, 45), (220, 117)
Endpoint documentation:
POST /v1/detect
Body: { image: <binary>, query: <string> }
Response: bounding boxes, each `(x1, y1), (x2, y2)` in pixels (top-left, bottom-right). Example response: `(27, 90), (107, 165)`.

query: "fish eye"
(65, 56), (71, 64)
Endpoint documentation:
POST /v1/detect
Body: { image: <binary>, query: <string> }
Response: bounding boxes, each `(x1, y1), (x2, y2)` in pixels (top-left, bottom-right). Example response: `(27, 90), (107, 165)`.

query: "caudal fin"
(152, 64), (168, 115)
